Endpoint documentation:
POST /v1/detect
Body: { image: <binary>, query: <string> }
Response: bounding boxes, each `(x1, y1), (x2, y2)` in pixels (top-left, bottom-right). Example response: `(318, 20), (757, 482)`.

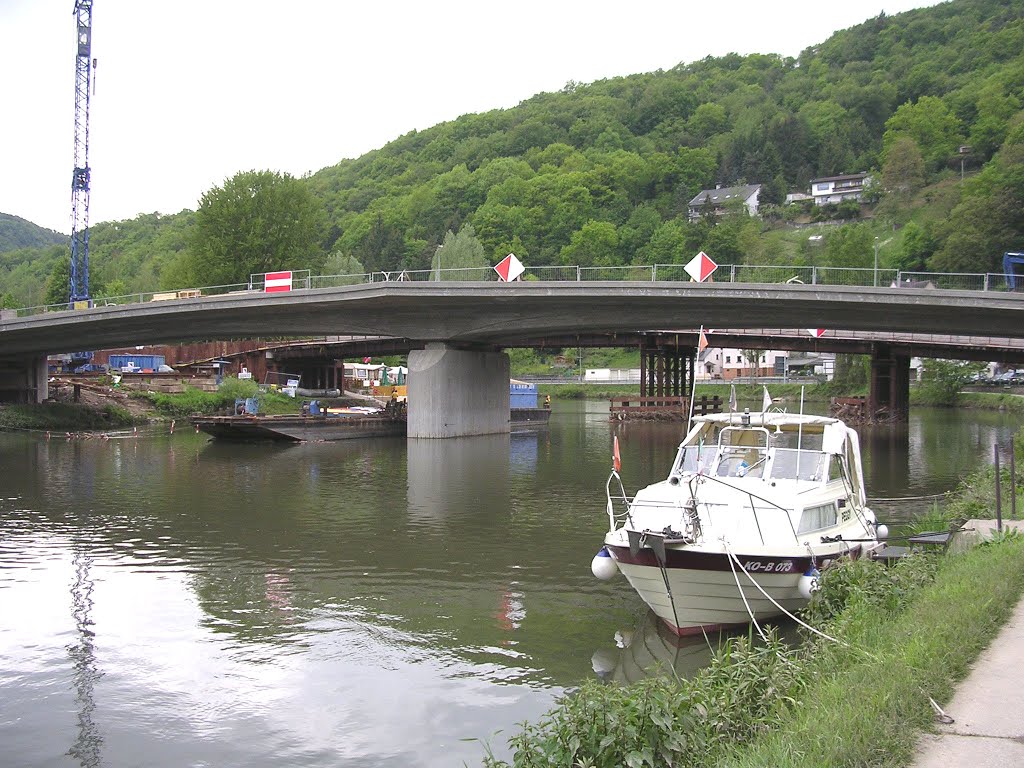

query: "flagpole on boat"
(687, 325), (704, 430)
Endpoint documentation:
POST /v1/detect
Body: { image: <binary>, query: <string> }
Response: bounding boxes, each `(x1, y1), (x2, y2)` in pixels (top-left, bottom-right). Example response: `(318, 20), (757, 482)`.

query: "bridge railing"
(4, 265), (1022, 320)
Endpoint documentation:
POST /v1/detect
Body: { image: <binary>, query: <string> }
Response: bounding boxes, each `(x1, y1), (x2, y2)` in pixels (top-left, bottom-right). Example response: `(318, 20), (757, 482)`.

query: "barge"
(192, 405), (550, 442)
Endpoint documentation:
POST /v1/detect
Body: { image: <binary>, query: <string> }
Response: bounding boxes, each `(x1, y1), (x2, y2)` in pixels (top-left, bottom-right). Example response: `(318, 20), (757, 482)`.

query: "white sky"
(1, 0), (941, 235)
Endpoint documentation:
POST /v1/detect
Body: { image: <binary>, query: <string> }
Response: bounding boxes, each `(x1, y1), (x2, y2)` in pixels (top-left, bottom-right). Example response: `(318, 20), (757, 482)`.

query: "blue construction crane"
(70, 0), (94, 307)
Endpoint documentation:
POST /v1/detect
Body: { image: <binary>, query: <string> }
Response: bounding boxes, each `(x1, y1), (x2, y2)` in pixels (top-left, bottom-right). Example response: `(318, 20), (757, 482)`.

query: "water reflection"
(67, 549), (102, 768)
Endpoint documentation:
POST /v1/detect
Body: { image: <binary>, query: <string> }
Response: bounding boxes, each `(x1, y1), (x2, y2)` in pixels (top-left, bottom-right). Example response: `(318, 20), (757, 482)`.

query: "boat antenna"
(796, 385), (805, 478)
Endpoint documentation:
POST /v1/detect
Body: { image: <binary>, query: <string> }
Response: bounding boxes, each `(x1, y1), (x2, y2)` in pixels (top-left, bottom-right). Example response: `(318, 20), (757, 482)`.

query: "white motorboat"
(594, 408), (885, 636)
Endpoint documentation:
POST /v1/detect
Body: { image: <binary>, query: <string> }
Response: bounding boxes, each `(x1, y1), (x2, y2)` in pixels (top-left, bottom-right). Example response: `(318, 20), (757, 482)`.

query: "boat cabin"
(670, 412), (864, 504)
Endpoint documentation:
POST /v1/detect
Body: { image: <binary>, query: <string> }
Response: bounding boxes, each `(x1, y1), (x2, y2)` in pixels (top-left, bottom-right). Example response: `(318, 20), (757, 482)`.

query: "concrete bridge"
(3, 281), (1023, 436)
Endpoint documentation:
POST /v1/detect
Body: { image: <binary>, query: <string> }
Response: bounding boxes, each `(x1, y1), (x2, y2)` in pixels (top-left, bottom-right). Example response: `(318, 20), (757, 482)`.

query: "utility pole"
(70, 1), (95, 307)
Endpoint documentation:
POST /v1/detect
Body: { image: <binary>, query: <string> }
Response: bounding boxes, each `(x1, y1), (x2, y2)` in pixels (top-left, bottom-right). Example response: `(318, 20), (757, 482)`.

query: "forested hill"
(3, 0), (1024, 308)
(0, 214), (65, 253)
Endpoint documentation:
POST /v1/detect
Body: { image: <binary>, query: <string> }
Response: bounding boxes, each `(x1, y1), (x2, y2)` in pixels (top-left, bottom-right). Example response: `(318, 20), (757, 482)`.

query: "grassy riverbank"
(482, 439), (1024, 768)
(0, 401), (140, 431)
(0, 378), (306, 432)
(484, 539), (1024, 768)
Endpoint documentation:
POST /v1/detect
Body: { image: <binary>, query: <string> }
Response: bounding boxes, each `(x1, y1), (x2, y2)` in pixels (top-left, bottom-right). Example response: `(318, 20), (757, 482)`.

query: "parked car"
(992, 370), (1018, 386)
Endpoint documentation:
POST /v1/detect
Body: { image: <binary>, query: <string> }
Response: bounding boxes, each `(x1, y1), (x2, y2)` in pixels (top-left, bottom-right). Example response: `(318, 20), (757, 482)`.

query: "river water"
(1, 401), (1021, 767)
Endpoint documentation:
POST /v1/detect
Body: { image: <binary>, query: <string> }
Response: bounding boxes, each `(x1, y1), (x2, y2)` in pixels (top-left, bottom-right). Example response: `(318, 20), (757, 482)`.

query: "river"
(1, 401), (1020, 767)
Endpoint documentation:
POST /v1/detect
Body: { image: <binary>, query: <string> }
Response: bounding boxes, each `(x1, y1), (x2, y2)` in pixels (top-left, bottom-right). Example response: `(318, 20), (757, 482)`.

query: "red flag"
(613, 436), (621, 473)
(697, 329), (709, 352)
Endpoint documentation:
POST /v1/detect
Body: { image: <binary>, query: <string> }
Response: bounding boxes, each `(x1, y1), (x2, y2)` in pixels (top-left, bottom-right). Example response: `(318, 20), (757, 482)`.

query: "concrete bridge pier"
(0, 356), (48, 403)
(407, 343), (510, 438)
(868, 344), (910, 421)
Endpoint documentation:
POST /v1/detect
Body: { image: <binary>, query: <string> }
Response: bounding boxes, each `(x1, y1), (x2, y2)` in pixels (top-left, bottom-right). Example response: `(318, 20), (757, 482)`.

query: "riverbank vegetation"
(0, 401), (138, 432)
(482, 453), (1024, 767)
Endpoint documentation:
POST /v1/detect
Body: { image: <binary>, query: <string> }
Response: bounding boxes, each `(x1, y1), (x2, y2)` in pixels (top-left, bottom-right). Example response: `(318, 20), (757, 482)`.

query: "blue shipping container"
(510, 381), (538, 409)
(109, 354), (166, 371)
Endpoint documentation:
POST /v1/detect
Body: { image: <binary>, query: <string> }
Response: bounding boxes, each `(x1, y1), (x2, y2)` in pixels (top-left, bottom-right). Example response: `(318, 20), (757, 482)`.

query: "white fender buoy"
(591, 648), (617, 678)
(798, 567), (821, 600)
(591, 547), (619, 581)
(876, 523), (889, 540)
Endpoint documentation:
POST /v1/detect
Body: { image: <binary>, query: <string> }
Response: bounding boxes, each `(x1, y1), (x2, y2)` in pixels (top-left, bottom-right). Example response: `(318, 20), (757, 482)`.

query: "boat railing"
(605, 472), (690, 533)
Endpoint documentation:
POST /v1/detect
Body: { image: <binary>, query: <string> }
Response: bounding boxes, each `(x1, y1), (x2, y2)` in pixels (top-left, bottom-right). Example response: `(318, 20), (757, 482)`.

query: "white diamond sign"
(495, 253), (526, 282)
(684, 251), (717, 282)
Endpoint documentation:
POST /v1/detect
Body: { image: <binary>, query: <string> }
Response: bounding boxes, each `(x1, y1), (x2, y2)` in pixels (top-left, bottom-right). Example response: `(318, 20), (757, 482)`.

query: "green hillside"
(0, 213), (65, 253)
(3, 0), (1023, 308)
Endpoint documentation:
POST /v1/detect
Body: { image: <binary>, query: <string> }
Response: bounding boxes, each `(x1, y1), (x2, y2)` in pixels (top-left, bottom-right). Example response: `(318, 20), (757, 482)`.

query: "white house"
(809, 173), (870, 206)
(688, 184), (761, 222)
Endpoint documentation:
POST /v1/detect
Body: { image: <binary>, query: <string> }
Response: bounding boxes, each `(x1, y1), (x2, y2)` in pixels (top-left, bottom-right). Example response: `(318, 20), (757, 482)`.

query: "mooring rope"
(870, 493), (950, 502)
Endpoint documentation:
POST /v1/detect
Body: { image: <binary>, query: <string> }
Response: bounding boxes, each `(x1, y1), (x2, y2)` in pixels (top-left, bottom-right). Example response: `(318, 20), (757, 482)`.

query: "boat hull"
(606, 542), (860, 636)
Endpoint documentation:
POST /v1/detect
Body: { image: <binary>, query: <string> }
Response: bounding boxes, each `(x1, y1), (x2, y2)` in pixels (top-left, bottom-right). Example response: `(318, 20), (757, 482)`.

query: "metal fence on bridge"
(3, 264), (1021, 319)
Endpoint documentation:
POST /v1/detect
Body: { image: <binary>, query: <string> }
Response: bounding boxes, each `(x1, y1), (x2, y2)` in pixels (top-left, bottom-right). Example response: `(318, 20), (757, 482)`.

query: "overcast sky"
(1, 0), (941, 235)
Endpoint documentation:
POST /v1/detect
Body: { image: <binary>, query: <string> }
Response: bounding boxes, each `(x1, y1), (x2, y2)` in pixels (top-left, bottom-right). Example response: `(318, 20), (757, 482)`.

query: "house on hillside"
(688, 184), (761, 222)
(809, 173), (870, 206)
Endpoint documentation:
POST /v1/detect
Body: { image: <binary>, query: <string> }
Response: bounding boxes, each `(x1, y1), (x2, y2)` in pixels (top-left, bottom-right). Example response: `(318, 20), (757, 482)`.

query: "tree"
(44, 255), (71, 307)
(881, 136), (926, 197)
(558, 221), (620, 268)
(822, 226), (873, 268)
(891, 221), (934, 272)
(431, 223), (490, 280)
(185, 170), (326, 286)
(96, 278), (130, 300)
(920, 359), (985, 406)
(882, 96), (962, 172)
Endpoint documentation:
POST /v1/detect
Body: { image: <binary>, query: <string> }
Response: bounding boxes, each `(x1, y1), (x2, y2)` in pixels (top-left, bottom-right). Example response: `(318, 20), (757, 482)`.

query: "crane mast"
(70, 0), (94, 306)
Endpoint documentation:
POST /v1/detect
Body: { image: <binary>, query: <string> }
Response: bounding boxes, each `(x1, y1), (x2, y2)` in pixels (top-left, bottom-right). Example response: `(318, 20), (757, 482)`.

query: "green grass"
(721, 536), (1024, 768)
(138, 379), (305, 419)
(0, 402), (140, 431)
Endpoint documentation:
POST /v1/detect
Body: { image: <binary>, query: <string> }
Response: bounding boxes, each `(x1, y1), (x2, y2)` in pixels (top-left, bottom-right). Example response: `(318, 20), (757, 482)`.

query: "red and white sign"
(806, 328), (826, 338)
(684, 251), (717, 283)
(494, 252), (526, 282)
(264, 270), (293, 293)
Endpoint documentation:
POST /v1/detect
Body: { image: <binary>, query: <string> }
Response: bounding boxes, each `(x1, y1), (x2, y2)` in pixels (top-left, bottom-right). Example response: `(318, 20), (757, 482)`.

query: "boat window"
(798, 502), (838, 533)
(828, 455), (843, 482)
(714, 446), (766, 478)
(672, 446), (703, 475)
(769, 448), (826, 481)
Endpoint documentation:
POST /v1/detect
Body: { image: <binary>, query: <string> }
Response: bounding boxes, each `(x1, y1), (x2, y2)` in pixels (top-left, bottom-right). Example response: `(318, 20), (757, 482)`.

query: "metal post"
(1012, 446), (1017, 520)
(874, 237), (879, 287)
(995, 446), (1002, 532)
(812, 266), (817, 285)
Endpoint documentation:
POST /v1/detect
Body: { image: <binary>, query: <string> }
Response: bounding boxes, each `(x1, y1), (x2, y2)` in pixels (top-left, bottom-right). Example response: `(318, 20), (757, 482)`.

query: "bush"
(485, 629), (802, 768)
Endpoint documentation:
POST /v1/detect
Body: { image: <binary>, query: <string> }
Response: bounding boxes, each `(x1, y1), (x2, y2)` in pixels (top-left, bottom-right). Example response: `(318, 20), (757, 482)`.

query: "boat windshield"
(673, 425), (831, 482)
(770, 448), (827, 481)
